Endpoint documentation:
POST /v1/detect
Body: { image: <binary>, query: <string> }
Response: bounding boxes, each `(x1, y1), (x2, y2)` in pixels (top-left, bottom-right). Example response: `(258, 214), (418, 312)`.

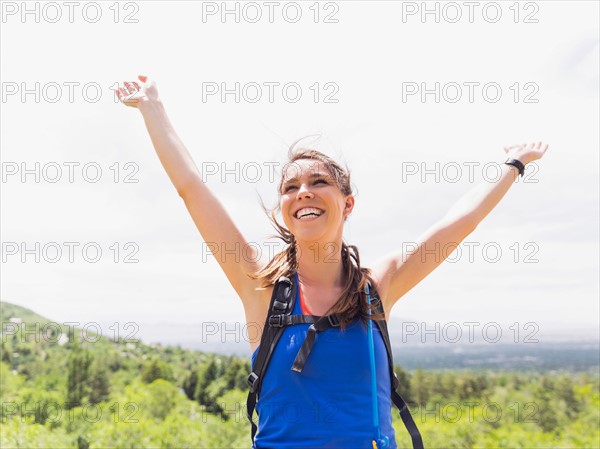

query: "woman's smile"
(295, 210), (326, 222)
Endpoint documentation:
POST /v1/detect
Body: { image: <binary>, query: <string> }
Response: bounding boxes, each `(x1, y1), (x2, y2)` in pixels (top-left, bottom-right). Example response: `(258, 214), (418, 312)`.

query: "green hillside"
(1, 301), (598, 448)
(1, 301), (53, 326)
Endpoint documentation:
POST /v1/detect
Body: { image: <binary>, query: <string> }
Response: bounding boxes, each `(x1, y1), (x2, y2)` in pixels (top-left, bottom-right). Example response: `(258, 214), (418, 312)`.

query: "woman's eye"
(283, 180), (326, 192)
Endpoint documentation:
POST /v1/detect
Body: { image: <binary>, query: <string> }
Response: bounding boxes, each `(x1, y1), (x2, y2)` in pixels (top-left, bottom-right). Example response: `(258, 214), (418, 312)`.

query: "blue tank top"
(251, 273), (397, 449)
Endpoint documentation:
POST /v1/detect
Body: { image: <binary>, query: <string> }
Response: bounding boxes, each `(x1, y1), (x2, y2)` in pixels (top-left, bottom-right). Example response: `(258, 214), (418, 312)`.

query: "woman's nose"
(297, 183), (313, 198)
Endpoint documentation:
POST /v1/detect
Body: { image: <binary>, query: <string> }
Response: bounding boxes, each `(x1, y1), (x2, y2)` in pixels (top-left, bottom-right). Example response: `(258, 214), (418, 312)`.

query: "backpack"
(246, 273), (424, 449)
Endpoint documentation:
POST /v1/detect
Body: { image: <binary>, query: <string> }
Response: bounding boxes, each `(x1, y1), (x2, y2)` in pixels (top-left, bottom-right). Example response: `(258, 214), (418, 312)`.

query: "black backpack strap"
(246, 274), (296, 444)
(391, 388), (424, 449)
(291, 313), (342, 373)
(370, 282), (424, 449)
(269, 313), (319, 328)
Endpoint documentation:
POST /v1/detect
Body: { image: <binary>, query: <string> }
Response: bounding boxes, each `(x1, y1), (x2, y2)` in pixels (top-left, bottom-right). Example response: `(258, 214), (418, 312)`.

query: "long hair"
(246, 136), (386, 330)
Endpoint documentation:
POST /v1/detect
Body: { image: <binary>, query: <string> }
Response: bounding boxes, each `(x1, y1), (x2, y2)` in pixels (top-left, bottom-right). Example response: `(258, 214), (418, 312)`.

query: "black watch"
(504, 158), (525, 177)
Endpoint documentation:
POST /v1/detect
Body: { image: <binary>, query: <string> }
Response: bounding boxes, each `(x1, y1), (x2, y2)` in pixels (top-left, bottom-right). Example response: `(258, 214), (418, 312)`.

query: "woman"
(116, 75), (549, 449)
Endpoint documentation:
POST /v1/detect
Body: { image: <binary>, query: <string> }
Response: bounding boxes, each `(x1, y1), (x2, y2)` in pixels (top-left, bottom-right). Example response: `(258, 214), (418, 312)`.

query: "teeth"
(298, 213), (320, 221)
(296, 208), (324, 218)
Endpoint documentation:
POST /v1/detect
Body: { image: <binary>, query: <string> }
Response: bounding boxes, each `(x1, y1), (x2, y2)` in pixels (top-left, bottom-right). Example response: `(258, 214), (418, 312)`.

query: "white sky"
(1, 1), (599, 344)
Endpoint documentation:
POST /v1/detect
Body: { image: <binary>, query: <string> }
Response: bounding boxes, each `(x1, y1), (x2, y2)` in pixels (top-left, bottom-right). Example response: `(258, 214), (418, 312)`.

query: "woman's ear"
(343, 195), (355, 218)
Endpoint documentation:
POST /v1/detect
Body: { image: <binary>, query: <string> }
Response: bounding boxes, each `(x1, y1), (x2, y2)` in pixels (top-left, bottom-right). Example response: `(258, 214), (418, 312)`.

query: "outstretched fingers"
(123, 81), (136, 94)
(115, 81), (140, 106)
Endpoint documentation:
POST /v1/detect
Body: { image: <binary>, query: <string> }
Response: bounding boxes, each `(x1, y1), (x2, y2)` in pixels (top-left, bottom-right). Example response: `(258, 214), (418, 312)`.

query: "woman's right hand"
(116, 75), (159, 109)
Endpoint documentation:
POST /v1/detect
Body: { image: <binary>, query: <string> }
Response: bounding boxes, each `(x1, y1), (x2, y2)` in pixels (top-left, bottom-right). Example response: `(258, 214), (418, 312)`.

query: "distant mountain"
(94, 316), (599, 373)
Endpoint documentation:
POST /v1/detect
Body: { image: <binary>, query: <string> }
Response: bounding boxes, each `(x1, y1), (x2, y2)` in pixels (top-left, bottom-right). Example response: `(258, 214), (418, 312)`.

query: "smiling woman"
(241, 144), (419, 449)
(116, 75), (548, 449)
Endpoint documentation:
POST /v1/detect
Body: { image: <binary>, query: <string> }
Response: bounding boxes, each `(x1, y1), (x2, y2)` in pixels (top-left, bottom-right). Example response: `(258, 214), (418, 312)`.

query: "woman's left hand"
(503, 142), (550, 165)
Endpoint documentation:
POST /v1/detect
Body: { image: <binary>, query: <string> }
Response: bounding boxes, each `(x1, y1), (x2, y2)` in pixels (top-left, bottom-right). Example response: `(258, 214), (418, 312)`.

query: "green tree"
(77, 435), (90, 449)
(533, 375), (560, 433)
(411, 368), (430, 406)
(183, 369), (199, 400)
(1, 341), (11, 364)
(554, 374), (581, 419)
(141, 358), (173, 384)
(222, 358), (250, 390)
(456, 373), (480, 400)
(145, 379), (179, 420)
(196, 359), (218, 406)
(66, 343), (93, 408)
(88, 361), (111, 404)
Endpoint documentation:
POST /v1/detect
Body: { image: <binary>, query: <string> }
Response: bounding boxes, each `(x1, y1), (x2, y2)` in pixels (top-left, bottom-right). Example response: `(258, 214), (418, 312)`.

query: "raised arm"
(116, 76), (264, 305)
(372, 142), (550, 317)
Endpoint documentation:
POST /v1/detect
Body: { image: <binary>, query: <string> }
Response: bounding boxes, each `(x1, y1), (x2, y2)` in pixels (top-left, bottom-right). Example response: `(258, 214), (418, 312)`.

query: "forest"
(1, 301), (598, 448)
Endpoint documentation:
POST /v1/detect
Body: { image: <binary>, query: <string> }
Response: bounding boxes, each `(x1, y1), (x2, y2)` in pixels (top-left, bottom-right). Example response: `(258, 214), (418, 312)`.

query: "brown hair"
(246, 136), (386, 330)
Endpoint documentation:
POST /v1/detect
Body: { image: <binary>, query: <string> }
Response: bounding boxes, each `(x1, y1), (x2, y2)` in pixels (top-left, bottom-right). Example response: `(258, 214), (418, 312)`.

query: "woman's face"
(279, 159), (354, 243)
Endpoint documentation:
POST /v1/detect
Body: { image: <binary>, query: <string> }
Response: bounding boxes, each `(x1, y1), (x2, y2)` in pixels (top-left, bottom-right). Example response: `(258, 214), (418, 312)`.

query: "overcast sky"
(2, 1), (598, 347)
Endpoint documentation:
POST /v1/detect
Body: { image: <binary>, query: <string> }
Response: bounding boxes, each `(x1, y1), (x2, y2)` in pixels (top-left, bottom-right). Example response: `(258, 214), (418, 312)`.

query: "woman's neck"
(294, 239), (345, 290)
